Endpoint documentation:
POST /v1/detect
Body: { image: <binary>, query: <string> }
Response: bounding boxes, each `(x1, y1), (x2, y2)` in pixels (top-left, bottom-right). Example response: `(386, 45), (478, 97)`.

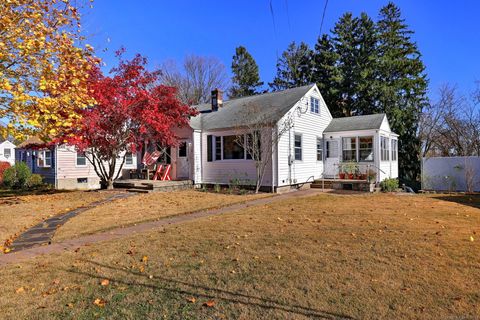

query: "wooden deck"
(113, 179), (193, 193)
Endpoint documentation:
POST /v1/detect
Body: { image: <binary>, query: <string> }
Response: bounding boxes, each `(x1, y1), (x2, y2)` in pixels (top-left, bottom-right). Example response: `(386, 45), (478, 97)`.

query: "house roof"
(190, 84), (315, 130)
(17, 136), (46, 149)
(324, 113), (387, 133)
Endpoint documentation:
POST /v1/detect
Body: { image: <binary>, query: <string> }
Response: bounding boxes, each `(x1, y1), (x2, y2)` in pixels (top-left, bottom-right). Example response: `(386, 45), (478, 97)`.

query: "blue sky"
(83, 0), (480, 99)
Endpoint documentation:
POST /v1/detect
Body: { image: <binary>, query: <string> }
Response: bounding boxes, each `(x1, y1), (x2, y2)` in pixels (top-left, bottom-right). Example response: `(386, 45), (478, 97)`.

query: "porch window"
(76, 152), (87, 166)
(381, 136), (390, 161)
(326, 141), (338, 158)
(294, 134), (302, 161)
(222, 135), (244, 160)
(37, 150), (52, 168)
(359, 136), (374, 162)
(125, 152), (133, 165)
(316, 138), (323, 161)
(342, 137), (356, 162)
(391, 139), (398, 161)
(310, 97), (320, 114)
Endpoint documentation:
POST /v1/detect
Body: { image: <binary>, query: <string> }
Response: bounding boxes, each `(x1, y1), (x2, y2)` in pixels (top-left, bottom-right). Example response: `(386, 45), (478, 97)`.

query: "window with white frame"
(3, 148), (11, 159)
(125, 152), (133, 165)
(381, 136), (390, 161)
(316, 138), (323, 161)
(76, 151), (87, 166)
(310, 97), (320, 114)
(391, 139), (398, 161)
(37, 150), (52, 167)
(342, 137), (357, 161)
(294, 134), (302, 161)
(359, 136), (374, 162)
(223, 135), (244, 160)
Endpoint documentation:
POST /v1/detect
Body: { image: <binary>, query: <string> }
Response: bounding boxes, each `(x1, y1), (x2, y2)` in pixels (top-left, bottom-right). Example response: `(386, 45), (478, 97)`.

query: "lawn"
(0, 190), (113, 250)
(0, 193), (478, 319)
(53, 190), (269, 242)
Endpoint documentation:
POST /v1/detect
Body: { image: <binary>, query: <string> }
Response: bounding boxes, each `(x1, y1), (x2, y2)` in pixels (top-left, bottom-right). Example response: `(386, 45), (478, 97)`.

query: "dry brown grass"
(0, 193), (479, 319)
(53, 190), (269, 242)
(0, 191), (111, 247)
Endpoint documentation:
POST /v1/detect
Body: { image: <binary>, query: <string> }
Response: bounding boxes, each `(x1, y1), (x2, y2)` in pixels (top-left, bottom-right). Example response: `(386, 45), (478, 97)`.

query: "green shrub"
(2, 162), (32, 189)
(380, 178), (399, 192)
(26, 174), (43, 189)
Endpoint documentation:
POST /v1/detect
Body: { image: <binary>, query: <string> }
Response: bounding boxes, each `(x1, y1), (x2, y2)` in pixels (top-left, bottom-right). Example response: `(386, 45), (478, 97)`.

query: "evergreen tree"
(312, 35), (342, 117)
(376, 2), (429, 185)
(229, 46), (263, 98)
(269, 41), (313, 91)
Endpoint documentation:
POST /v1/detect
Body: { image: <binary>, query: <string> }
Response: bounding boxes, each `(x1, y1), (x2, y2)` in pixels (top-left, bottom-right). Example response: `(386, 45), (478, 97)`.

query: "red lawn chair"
(162, 165), (171, 181)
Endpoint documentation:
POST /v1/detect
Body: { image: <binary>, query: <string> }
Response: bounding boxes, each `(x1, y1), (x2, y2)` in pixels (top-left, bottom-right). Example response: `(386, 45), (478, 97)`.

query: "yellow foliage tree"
(0, 0), (98, 140)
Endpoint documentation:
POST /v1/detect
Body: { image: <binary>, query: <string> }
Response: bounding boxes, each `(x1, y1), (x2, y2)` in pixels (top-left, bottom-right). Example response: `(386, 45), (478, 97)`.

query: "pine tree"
(376, 2), (429, 185)
(229, 46), (263, 98)
(269, 41), (314, 91)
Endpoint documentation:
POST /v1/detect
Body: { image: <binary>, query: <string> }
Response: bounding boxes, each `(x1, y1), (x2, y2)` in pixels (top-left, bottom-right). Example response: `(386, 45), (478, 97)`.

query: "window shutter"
(207, 135), (212, 162)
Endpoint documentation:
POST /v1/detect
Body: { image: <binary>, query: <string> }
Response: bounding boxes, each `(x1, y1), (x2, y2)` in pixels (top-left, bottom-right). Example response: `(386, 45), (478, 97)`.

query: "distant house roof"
(190, 84), (315, 130)
(17, 136), (46, 149)
(324, 114), (387, 133)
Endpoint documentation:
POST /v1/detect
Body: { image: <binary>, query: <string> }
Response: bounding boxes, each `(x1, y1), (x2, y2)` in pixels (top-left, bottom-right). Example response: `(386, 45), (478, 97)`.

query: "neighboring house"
(16, 136), (137, 190)
(0, 139), (15, 166)
(168, 83), (398, 192)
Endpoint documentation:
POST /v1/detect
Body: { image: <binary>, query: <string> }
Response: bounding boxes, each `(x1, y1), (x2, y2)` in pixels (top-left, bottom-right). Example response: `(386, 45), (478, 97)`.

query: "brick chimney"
(211, 88), (223, 111)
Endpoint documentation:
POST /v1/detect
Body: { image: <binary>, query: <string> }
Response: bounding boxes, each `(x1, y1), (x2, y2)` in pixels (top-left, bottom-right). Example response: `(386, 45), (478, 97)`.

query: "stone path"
(8, 192), (133, 252)
(0, 188), (323, 267)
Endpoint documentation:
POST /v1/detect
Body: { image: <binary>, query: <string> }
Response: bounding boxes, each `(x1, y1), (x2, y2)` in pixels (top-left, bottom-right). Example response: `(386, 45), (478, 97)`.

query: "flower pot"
(348, 173), (354, 180)
(339, 173), (346, 179)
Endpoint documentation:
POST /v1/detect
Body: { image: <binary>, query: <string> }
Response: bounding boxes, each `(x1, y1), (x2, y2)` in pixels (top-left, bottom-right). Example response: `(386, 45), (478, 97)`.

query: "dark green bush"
(26, 174), (43, 189)
(2, 162), (32, 189)
(380, 178), (399, 192)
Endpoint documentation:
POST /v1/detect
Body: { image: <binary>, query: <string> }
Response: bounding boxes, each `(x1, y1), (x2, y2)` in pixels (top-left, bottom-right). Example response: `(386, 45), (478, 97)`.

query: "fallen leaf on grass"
(93, 298), (106, 307)
(100, 279), (109, 286)
(186, 297), (196, 303)
(15, 287), (25, 294)
(470, 236), (475, 242)
(66, 303), (74, 308)
(203, 300), (215, 308)
(141, 255), (148, 263)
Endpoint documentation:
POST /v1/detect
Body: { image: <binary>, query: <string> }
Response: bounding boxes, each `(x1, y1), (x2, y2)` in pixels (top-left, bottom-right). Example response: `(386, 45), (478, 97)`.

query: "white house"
(15, 84), (399, 191)
(167, 84), (398, 192)
(0, 139), (15, 165)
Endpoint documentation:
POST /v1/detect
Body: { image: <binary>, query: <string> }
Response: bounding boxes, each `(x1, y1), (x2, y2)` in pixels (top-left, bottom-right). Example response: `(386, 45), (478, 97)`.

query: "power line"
(319, 0), (329, 36)
(269, 0), (279, 60)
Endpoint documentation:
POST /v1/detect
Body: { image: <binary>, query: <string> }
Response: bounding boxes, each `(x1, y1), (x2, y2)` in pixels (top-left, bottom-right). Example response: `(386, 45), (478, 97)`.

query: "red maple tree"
(62, 51), (197, 189)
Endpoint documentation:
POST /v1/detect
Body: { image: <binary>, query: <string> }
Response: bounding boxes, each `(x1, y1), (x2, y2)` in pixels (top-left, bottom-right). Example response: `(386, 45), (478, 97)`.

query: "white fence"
(421, 156), (480, 192)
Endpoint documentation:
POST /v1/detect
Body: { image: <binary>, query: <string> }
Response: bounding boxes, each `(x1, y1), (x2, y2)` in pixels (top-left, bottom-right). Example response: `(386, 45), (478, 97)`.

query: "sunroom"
(321, 114), (399, 184)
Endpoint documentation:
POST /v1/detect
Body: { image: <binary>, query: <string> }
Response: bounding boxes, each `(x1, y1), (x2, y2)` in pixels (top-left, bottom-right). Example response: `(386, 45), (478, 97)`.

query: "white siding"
(276, 86), (332, 186)
(0, 141), (15, 165)
(193, 130), (202, 183)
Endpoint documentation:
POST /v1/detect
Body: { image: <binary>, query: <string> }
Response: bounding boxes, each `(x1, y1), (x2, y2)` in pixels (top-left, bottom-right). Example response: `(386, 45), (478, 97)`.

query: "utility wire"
(269, 0), (279, 60)
(319, 0), (329, 36)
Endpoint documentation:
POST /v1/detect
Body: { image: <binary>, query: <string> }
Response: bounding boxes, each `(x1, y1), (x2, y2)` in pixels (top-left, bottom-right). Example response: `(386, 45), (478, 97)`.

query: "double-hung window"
(294, 134), (302, 161)
(391, 139), (398, 161)
(342, 137), (357, 162)
(76, 151), (87, 166)
(125, 152), (133, 165)
(359, 137), (374, 162)
(3, 148), (11, 159)
(310, 97), (320, 114)
(316, 138), (323, 161)
(381, 136), (390, 161)
(223, 135), (244, 160)
(37, 150), (52, 168)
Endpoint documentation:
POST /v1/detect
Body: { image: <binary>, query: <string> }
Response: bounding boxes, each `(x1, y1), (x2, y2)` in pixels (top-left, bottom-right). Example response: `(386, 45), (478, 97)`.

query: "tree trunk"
(106, 179), (114, 190)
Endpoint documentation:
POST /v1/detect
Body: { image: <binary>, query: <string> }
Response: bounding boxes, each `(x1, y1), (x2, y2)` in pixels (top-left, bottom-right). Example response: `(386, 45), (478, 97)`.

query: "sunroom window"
(381, 136), (390, 161)
(342, 137), (356, 161)
(391, 139), (398, 161)
(359, 137), (374, 162)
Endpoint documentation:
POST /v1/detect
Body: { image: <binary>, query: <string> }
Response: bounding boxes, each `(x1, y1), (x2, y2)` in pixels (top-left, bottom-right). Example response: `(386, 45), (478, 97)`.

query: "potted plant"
(344, 162), (356, 180)
(338, 165), (346, 179)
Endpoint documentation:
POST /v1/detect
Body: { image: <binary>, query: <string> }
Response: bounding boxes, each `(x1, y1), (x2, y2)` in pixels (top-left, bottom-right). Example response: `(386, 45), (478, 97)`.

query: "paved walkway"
(0, 188), (323, 267)
(8, 192), (133, 252)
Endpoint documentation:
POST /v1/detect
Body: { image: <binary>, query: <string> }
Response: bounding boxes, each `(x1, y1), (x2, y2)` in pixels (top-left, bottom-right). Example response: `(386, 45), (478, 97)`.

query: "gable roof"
(324, 114), (387, 133)
(190, 84), (316, 130)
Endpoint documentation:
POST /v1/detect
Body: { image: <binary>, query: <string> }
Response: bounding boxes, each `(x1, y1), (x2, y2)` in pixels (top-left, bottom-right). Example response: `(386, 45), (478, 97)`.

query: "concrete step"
(126, 188), (152, 194)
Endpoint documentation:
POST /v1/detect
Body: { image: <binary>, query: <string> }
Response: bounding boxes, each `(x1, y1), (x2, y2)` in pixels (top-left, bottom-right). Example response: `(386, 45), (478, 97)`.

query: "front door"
(176, 140), (190, 179)
(324, 139), (340, 178)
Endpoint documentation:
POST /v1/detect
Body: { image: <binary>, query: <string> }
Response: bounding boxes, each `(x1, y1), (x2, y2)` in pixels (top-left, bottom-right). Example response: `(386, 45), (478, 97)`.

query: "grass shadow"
(432, 194), (480, 210)
(65, 259), (355, 320)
